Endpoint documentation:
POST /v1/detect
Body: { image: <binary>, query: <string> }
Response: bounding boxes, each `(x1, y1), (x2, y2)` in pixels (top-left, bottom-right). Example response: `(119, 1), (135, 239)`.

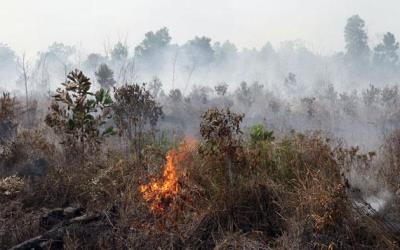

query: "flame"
(140, 138), (197, 213)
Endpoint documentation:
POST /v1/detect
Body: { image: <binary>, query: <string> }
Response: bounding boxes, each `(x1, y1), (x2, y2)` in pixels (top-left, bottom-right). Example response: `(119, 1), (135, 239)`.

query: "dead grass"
(1, 124), (400, 249)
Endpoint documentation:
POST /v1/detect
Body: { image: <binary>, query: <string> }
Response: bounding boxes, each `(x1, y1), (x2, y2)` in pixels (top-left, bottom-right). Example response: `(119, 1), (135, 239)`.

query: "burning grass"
(140, 138), (197, 213)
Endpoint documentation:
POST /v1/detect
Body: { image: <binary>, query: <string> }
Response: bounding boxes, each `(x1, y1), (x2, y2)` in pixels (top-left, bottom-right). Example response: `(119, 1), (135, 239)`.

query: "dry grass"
(1, 118), (400, 249)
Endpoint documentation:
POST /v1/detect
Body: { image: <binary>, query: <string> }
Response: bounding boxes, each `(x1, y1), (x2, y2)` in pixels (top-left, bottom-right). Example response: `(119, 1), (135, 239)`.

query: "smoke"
(0, 16), (399, 150)
(365, 190), (393, 212)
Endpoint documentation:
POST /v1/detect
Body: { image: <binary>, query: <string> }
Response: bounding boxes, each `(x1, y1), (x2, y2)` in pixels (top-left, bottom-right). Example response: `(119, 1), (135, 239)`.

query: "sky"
(0, 0), (399, 57)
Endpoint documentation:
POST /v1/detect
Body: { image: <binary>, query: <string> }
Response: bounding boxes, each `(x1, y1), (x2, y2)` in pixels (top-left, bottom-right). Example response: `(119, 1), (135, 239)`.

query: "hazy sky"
(1, 0), (399, 56)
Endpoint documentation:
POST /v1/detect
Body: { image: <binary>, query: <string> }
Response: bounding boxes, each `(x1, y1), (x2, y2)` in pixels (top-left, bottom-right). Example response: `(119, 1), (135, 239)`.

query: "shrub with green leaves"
(249, 124), (275, 145)
(45, 70), (115, 163)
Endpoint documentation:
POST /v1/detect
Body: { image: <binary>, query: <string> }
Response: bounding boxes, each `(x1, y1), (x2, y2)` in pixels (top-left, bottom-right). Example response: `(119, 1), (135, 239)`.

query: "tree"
(0, 43), (18, 82)
(301, 97), (317, 118)
(38, 42), (75, 83)
(215, 82), (228, 96)
(213, 40), (238, 65)
(284, 72), (297, 86)
(47, 42), (75, 59)
(284, 72), (299, 94)
(188, 86), (212, 105)
(113, 83), (163, 163)
(95, 64), (116, 89)
(148, 77), (163, 98)
(259, 42), (276, 60)
(183, 36), (214, 87)
(134, 27), (171, 70)
(184, 36), (214, 67)
(0, 43), (16, 69)
(111, 42), (128, 62)
(84, 53), (106, 71)
(45, 70), (114, 164)
(32, 52), (51, 98)
(168, 89), (183, 103)
(199, 108), (244, 186)
(344, 15), (370, 65)
(362, 84), (381, 106)
(235, 81), (253, 107)
(17, 54), (31, 113)
(16, 54), (37, 127)
(373, 32), (399, 67)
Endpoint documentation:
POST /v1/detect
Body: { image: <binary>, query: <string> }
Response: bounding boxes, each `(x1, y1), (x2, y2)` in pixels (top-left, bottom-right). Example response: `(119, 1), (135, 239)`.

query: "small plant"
(45, 69), (115, 164)
(0, 92), (19, 145)
(200, 107), (244, 186)
(249, 124), (275, 144)
(0, 93), (19, 164)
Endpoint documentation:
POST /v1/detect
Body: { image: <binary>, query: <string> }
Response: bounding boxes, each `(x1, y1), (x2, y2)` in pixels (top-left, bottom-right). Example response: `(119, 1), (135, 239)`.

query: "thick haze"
(1, 0), (399, 55)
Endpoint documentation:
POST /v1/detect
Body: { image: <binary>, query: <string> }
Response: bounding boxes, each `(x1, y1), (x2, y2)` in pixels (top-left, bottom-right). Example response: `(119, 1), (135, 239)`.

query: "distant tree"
(45, 42), (76, 62)
(339, 91), (358, 117)
(183, 36), (214, 87)
(215, 82), (228, 96)
(111, 42), (128, 62)
(381, 86), (399, 107)
(184, 36), (214, 67)
(113, 83), (163, 163)
(95, 64), (116, 89)
(189, 86), (212, 105)
(362, 84), (381, 106)
(373, 32), (399, 67)
(84, 53), (106, 71)
(344, 15), (370, 66)
(32, 53), (51, 97)
(249, 81), (264, 96)
(284, 72), (297, 86)
(259, 42), (276, 60)
(169, 89), (183, 103)
(19, 54), (30, 115)
(213, 40), (238, 65)
(322, 84), (338, 103)
(38, 42), (75, 82)
(119, 58), (137, 84)
(301, 97), (316, 118)
(134, 27), (171, 70)
(235, 81), (253, 107)
(148, 76), (163, 98)
(0, 43), (16, 67)
(283, 72), (300, 94)
(0, 43), (18, 80)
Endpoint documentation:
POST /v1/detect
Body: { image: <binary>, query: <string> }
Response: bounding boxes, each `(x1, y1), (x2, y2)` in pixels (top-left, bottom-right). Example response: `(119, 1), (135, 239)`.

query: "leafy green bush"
(45, 70), (115, 164)
(249, 124), (275, 144)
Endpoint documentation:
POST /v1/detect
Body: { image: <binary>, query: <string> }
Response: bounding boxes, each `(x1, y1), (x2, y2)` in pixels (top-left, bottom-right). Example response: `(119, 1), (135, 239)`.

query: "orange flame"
(140, 138), (197, 213)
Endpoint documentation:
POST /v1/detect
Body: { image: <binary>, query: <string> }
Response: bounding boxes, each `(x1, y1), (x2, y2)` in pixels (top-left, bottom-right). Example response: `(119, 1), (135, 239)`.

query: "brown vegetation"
(1, 70), (400, 249)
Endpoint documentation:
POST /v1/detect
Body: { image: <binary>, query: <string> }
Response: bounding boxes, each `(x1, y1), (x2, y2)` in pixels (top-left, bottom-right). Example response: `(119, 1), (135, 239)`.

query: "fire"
(140, 138), (197, 213)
